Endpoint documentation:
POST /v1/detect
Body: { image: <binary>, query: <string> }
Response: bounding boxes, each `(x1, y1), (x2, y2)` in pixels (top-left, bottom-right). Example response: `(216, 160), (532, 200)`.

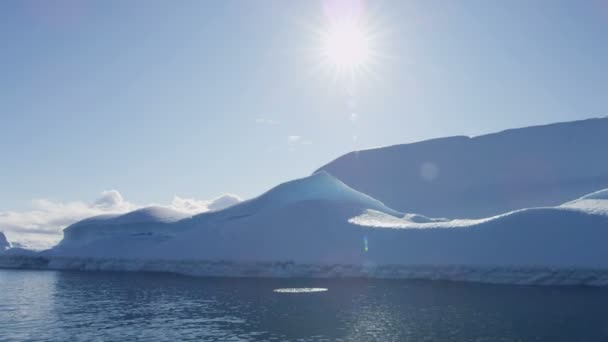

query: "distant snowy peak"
(0, 232), (11, 251)
(560, 188), (608, 215)
(235, 171), (402, 216)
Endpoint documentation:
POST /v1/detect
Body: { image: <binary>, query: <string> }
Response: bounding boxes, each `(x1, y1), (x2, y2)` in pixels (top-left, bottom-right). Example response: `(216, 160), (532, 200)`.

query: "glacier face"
(4, 257), (608, 287)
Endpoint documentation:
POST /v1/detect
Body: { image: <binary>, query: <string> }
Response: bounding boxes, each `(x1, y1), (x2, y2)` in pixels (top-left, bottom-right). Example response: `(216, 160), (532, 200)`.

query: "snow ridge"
(215, 171), (401, 216)
(560, 188), (608, 215)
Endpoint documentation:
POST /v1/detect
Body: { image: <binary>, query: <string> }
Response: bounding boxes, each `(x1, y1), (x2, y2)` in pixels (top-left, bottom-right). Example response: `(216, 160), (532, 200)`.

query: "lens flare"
(321, 18), (371, 71)
(313, 0), (381, 77)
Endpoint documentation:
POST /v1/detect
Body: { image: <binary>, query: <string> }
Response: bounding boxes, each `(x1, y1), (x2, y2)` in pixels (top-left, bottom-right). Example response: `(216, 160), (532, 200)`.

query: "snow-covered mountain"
(316, 117), (608, 218)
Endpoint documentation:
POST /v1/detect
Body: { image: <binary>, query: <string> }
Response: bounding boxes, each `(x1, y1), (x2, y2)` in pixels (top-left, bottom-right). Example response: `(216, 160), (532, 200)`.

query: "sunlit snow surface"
(273, 288), (328, 293)
(560, 189), (608, 215)
(349, 209), (494, 229)
(351, 188), (608, 229)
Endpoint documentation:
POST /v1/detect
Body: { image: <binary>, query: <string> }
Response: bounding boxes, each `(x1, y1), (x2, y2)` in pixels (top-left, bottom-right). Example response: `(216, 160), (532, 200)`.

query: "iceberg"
(2, 173), (608, 286)
(4, 119), (608, 287)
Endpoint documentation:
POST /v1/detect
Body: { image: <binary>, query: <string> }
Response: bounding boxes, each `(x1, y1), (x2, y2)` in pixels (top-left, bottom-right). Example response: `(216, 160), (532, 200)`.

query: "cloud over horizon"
(0, 190), (242, 250)
(287, 135), (313, 151)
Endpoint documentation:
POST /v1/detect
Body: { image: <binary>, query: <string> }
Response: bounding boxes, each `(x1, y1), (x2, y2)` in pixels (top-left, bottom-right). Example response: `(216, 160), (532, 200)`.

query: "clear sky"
(2, 0), (607, 211)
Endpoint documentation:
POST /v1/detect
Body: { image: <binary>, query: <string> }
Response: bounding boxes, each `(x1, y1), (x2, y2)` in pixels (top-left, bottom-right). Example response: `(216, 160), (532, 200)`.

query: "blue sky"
(1, 0), (607, 211)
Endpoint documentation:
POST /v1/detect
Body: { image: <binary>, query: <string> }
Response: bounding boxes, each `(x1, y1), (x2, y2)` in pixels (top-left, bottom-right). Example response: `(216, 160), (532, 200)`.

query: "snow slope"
(349, 206), (608, 269)
(316, 117), (608, 218)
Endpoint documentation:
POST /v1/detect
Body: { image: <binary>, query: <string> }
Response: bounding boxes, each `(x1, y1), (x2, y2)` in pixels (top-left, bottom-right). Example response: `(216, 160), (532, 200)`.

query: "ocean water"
(2, 269), (608, 342)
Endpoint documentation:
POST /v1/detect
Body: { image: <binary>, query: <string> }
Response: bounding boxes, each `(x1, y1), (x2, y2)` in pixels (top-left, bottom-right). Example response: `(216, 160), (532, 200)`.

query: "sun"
(320, 18), (372, 73)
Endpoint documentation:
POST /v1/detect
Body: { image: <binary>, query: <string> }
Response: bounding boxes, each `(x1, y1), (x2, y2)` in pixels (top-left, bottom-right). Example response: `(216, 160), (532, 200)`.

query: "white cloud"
(170, 196), (209, 214)
(287, 135), (312, 151)
(93, 190), (128, 210)
(0, 190), (241, 250)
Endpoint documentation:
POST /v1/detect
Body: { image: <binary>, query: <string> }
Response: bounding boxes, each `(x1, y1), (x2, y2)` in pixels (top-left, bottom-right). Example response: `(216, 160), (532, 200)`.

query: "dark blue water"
(2, 269), (608, 342)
